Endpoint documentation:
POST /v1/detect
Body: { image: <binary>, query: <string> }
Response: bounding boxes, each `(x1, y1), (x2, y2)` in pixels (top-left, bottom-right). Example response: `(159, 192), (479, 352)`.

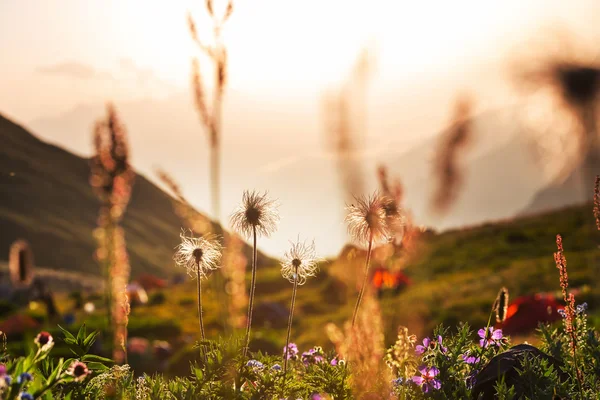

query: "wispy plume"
(326, 292), (389, 397)
(281, 238), (320, 375)
(174, 230), (222, 362)
(430, 95), (474, 215)
(230, 190), (279, 358)
(323, 48), (373, 204)
(511, 29), (600, 191)
(188, 0), (234, 223)
(90, 103), (135, 364)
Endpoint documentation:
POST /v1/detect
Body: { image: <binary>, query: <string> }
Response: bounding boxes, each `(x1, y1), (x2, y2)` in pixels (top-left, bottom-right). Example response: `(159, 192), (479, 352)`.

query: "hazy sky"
(1, 0), (599, 257)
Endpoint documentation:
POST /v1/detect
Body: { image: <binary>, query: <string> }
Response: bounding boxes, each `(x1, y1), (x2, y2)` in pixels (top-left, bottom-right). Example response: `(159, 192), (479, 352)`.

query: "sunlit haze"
(1, 0), (599, 257)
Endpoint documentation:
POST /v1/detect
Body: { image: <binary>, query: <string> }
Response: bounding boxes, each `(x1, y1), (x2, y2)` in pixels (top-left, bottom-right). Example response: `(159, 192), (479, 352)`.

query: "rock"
(471, 344), (567, 399)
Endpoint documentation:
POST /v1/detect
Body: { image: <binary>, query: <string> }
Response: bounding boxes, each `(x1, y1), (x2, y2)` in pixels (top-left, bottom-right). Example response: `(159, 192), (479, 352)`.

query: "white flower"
(173, 231), (222, 278)
(281, 239), (320, 285)
(230, 190), (279, 238)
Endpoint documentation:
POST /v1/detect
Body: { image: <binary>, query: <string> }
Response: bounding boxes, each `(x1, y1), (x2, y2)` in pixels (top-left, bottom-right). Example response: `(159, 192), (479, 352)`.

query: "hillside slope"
(0, 114), (270, 278)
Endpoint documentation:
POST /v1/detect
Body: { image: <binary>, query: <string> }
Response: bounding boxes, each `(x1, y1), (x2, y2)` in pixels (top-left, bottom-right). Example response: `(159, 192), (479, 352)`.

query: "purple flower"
(392, 377), (404, 387)
(271, 364), (282, 372)
(302, 347), (325, 365)
(576, 303), (588, 314)
(0, 365), (5, 376)
(412, 365), (441, 393)
(311, 394), (324, 400)
(415, 335), (447, 354)
(478, 327), (503, 348)
(19, 393), (34, 400)
(466, 370), (478, 389)
(462, 351), (480, 365)
(17, 372), (33, 384)
(246, 360), (264, 370)
(558, 308), (567, 318)
(283, 343), (299, 360)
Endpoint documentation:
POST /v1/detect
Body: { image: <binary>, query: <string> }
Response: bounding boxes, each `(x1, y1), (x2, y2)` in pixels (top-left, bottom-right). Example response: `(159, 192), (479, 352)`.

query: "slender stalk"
(284, 267), (299, 375)
(243, 225), (258, 358)
(196, 263), (207, 363)
(351, 234), (374, 328)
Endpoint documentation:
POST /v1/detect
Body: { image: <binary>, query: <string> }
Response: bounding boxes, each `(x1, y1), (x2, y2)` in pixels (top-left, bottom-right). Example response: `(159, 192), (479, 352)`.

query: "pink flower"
(478, 327), (503, 348)
(415, 335), (447, 354)
(412, 365), (441, 393)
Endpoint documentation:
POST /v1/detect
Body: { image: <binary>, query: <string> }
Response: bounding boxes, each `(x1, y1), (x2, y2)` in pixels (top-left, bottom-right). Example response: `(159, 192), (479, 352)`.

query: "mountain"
(0, 113), (271, 278)
(520, 161), (599, 216)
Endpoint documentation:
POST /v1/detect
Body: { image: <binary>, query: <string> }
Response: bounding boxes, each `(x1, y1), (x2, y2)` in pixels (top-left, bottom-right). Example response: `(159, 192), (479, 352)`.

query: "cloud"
(36, 61), (114, 80)
(118, 57), (176, 90)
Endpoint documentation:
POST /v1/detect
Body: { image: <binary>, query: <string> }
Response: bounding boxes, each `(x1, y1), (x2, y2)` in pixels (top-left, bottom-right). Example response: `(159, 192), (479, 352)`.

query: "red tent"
(371, 266), (411, 292)
(500, 293), (564, 335)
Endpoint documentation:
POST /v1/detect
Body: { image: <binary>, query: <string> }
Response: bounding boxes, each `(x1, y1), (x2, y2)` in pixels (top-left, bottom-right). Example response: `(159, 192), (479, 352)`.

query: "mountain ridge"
(0, 113), (272, 278)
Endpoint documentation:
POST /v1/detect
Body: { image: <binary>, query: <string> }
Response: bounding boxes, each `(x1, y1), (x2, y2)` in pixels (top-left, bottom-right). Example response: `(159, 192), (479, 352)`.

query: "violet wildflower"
(576, 302), (588, 314)
(271, 364), (282, 372)
(17, 372), (33, 384)
(283, 343), (299, 360)
(246, 360), (264, 370)
(19, 393), (34, 400)
(478, 327), (503, 348)
(466, 370), (478, 390)
(302, 347), (325, 365)
(462, 351), (480, 365)
(412, 365), (442, 393)
(330, 356), (345, 366)
(558, 308), (567, 318)
(415, 336), (447, 355)
(392, 377), (404, 387)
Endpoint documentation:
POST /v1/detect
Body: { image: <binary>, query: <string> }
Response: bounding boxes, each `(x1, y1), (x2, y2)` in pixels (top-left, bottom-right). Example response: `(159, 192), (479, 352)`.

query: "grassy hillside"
(94, 201), (600, 373)
(0, 114), (271, 278)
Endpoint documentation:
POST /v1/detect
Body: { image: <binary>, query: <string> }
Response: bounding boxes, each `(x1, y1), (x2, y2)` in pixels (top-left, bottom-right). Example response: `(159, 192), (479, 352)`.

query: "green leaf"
(87, 361), (109, 371)
(81, 354), (113, 364)
(76, 324), (87, 343)
(58, 324), (76, 341)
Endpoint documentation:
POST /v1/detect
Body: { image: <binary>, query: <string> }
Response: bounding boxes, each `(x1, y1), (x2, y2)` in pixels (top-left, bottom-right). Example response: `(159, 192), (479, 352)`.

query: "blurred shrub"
(149, 291), (167, 306)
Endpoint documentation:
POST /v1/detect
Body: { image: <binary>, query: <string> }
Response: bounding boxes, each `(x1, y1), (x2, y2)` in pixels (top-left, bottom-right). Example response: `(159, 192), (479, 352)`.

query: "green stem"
(351, 235), (374, 328)
(197, 263), (207, 364)
(284, 268), (299, 376)
(243, 225), (258, 358)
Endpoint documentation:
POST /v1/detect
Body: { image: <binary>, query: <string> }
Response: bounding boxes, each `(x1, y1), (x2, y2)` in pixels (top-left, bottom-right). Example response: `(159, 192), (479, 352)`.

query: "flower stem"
(284, 268), (299, 375)
(243, 225), (258, 358)
(196, 263), (207, 364)
(351, 234), (374, 328)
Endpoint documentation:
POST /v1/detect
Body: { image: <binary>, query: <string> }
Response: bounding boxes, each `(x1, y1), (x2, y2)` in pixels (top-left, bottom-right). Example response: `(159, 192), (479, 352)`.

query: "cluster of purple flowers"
(0, 366), (34, 400)
(301, 346), (325, 365)
(415, 335), (447, 355)
(283, 343), (299, 360)
(246, 360), (265, 370)
(282, 343), (343, 367)
(558, 302), (588, 318)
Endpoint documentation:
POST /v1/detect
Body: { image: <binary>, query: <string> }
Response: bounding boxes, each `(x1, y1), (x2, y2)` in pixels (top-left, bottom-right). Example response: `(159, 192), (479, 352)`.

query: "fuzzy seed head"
(345, 192), (394, 244)
(174, 230), (222, 279)
(281, 239), (320, 285)
(230, 190), (279, 239)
